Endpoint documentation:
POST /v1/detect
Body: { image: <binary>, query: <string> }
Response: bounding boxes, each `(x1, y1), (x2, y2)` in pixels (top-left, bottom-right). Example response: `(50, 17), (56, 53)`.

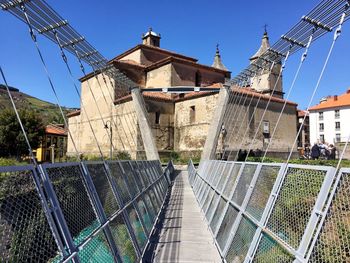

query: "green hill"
(0, 84), (73, 124)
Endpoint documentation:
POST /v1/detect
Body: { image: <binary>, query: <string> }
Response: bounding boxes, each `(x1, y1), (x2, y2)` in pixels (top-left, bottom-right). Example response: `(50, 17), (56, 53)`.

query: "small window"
(335, 133), (341, 142)
(320, 134), (325, 143)
(263, 121), (270, 134)
(319, 123), (324, 132)
(155, 112), (160, 124)
(190, 106), (196, 123)
(335, 109), (340, 119)
(319, 112), (324, 121)
(335, 121), (340, 131)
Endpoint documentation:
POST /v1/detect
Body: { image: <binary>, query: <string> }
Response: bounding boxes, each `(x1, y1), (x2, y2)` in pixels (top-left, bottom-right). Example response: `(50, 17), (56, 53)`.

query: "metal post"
(201, 85), (230, 162)
(131, 87), (160, 160)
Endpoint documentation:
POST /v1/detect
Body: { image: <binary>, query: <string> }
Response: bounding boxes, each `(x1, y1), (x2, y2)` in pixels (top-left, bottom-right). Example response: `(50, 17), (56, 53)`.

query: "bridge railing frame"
(188, 159), (345, 263)
(0, 159), (174, 262)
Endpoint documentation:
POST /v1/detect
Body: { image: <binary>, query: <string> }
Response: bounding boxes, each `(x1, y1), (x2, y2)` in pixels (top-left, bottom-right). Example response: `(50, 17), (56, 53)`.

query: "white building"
(309, 88), (350, 144)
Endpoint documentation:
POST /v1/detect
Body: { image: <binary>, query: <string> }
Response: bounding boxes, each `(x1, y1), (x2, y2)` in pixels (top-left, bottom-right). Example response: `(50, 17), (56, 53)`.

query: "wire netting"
(231, 164), (257, 206)
(252, 233), (294, 263)
(108, 161), (132, 205)
(222, 164), (242, 198)
(266, 167), (327, 249)
(225, 217), (257, 263)
(85, 162), (119, 218)
(246, 165), (281, 222)
(44, 164), (100, 245)
(210, 197), (228, 234)
(309, 171), (350, 263)
(216, 204), (239, 251)
(0, 167), (61, 262)
(109, 214), (138, 263)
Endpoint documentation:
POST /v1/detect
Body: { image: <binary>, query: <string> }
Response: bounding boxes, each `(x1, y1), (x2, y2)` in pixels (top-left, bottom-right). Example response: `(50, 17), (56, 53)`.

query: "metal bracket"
(0, 0), (30, 10)
(281, 35), (307, 48)
(61, 37), (85, 48)
(38, 20), (68, 34)
(267, 48), (286, 58)
(302, 16), (332, 32)
(79, 50), (98, 59)
(90, 59), (105, 66)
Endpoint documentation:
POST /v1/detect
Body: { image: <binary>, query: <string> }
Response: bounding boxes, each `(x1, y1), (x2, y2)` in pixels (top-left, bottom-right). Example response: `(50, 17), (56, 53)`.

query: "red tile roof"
(145, 56), (230, 74)
(45, 125), (67, 136)
(309, 88), (350, 111)
(114, 84), (297, 106)
(297, 110), (308, 117)
(111, 44), (198, 63)
(231, 86), (297, 106)
(66, 110), (81, 117)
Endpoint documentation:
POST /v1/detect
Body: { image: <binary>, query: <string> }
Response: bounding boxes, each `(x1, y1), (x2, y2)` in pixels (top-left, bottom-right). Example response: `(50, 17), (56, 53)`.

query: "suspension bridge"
(1, 0), (350, 262)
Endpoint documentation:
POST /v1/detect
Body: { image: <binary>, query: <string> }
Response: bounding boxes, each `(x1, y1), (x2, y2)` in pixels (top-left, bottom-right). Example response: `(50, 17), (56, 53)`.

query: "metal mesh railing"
(188, 159), (344, 263)
(0, 160), (173, 262)
(0, 166), (62, 262)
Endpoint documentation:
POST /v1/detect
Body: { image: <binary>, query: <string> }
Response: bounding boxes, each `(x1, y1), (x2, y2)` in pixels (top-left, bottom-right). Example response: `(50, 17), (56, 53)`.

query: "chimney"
(347, 87), (350, 94)
(319, 97), (328, 104)
(142, 27), (161, 47)
(334, 95), (338, 101)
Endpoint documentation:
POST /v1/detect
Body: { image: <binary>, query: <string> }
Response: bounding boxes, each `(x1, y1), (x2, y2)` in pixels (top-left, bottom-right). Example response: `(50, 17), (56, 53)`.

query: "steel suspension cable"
(285, 5), (348, 164)
(243, 47), (292, 162)
(52, 30), (108, 159)
(91, 69), (137, 152)
(20, 3), (81, 161)
(222, 68), (265, 160)
(262, 28), (316, 161)
(229, 62), (276, 160)
(220, 71), (260, 160)
(70, 44), (121, 158)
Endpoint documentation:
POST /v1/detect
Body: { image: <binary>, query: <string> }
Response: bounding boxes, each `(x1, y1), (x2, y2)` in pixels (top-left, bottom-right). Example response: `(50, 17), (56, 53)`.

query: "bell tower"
(142, 27), (161, 47)
(249, 29), (283, 98)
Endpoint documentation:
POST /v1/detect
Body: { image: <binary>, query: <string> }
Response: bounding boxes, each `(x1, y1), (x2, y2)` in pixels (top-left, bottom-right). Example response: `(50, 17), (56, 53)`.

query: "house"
(309, 88), (350, 145)
(36, 124), (67, 162)
(66, 29), (298, 159)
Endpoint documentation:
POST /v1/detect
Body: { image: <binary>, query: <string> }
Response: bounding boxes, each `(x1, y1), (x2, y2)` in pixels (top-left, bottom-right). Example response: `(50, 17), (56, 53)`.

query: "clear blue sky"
(1, 0), (349, 109)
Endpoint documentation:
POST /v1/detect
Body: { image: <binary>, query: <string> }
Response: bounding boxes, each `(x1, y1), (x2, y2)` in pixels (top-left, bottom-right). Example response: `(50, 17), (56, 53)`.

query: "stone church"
(67, 28), (298, 159)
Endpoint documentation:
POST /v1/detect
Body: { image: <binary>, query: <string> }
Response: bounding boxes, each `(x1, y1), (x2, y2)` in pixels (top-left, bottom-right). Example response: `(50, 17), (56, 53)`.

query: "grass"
(246, 157), (350, 168)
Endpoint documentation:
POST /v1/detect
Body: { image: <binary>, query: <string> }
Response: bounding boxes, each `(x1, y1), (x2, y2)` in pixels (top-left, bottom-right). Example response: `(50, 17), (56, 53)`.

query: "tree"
(0, 109), (45, 159)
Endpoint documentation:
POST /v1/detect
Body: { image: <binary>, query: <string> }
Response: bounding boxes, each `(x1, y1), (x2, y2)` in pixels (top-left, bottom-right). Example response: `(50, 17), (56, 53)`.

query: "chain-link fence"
(188, 160), (349, 263)
(0, 160), (173, 263)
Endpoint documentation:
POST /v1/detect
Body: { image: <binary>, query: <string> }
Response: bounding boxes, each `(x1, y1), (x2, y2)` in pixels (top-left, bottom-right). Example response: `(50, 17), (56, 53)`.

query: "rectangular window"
(263, 121), (270, 134)
(190, 106), (196, 123)
(335, 121), (341, 131)
(320, 134), (325, 143)
(319, 112), (324, 121)
(335, 133), (341, 142)
(155, 112), (160, 124)
(319, 123), (324, 132)
(335, 109), (340, 119)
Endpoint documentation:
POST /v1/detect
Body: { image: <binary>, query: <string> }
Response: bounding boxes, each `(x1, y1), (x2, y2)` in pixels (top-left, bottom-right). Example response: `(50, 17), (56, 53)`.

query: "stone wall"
(174, 93), (219, 151)
(146, 64), (172, 88)
(223, 96), (298, 155)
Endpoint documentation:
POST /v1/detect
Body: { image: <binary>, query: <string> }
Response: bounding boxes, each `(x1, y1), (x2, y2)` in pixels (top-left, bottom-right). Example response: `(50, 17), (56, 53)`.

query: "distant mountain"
(0, 84), (75, 124)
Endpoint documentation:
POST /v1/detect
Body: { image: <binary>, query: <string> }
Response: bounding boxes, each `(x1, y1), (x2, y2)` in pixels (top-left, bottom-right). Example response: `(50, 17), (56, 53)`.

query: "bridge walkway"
(147, 170), (221, 262)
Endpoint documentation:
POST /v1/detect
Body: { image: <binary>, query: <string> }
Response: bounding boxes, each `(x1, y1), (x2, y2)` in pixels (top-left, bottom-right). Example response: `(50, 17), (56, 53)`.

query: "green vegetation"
(246, 156), (350, 167)
(161, 151), (200, 165)
(0, 157), (26, 166)
(0, 85), (71, 124)
(0, 109), (45, 160)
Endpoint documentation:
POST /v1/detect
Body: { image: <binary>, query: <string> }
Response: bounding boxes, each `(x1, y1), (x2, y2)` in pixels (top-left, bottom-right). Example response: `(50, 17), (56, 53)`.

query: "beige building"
(67, 28), (298, 159)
